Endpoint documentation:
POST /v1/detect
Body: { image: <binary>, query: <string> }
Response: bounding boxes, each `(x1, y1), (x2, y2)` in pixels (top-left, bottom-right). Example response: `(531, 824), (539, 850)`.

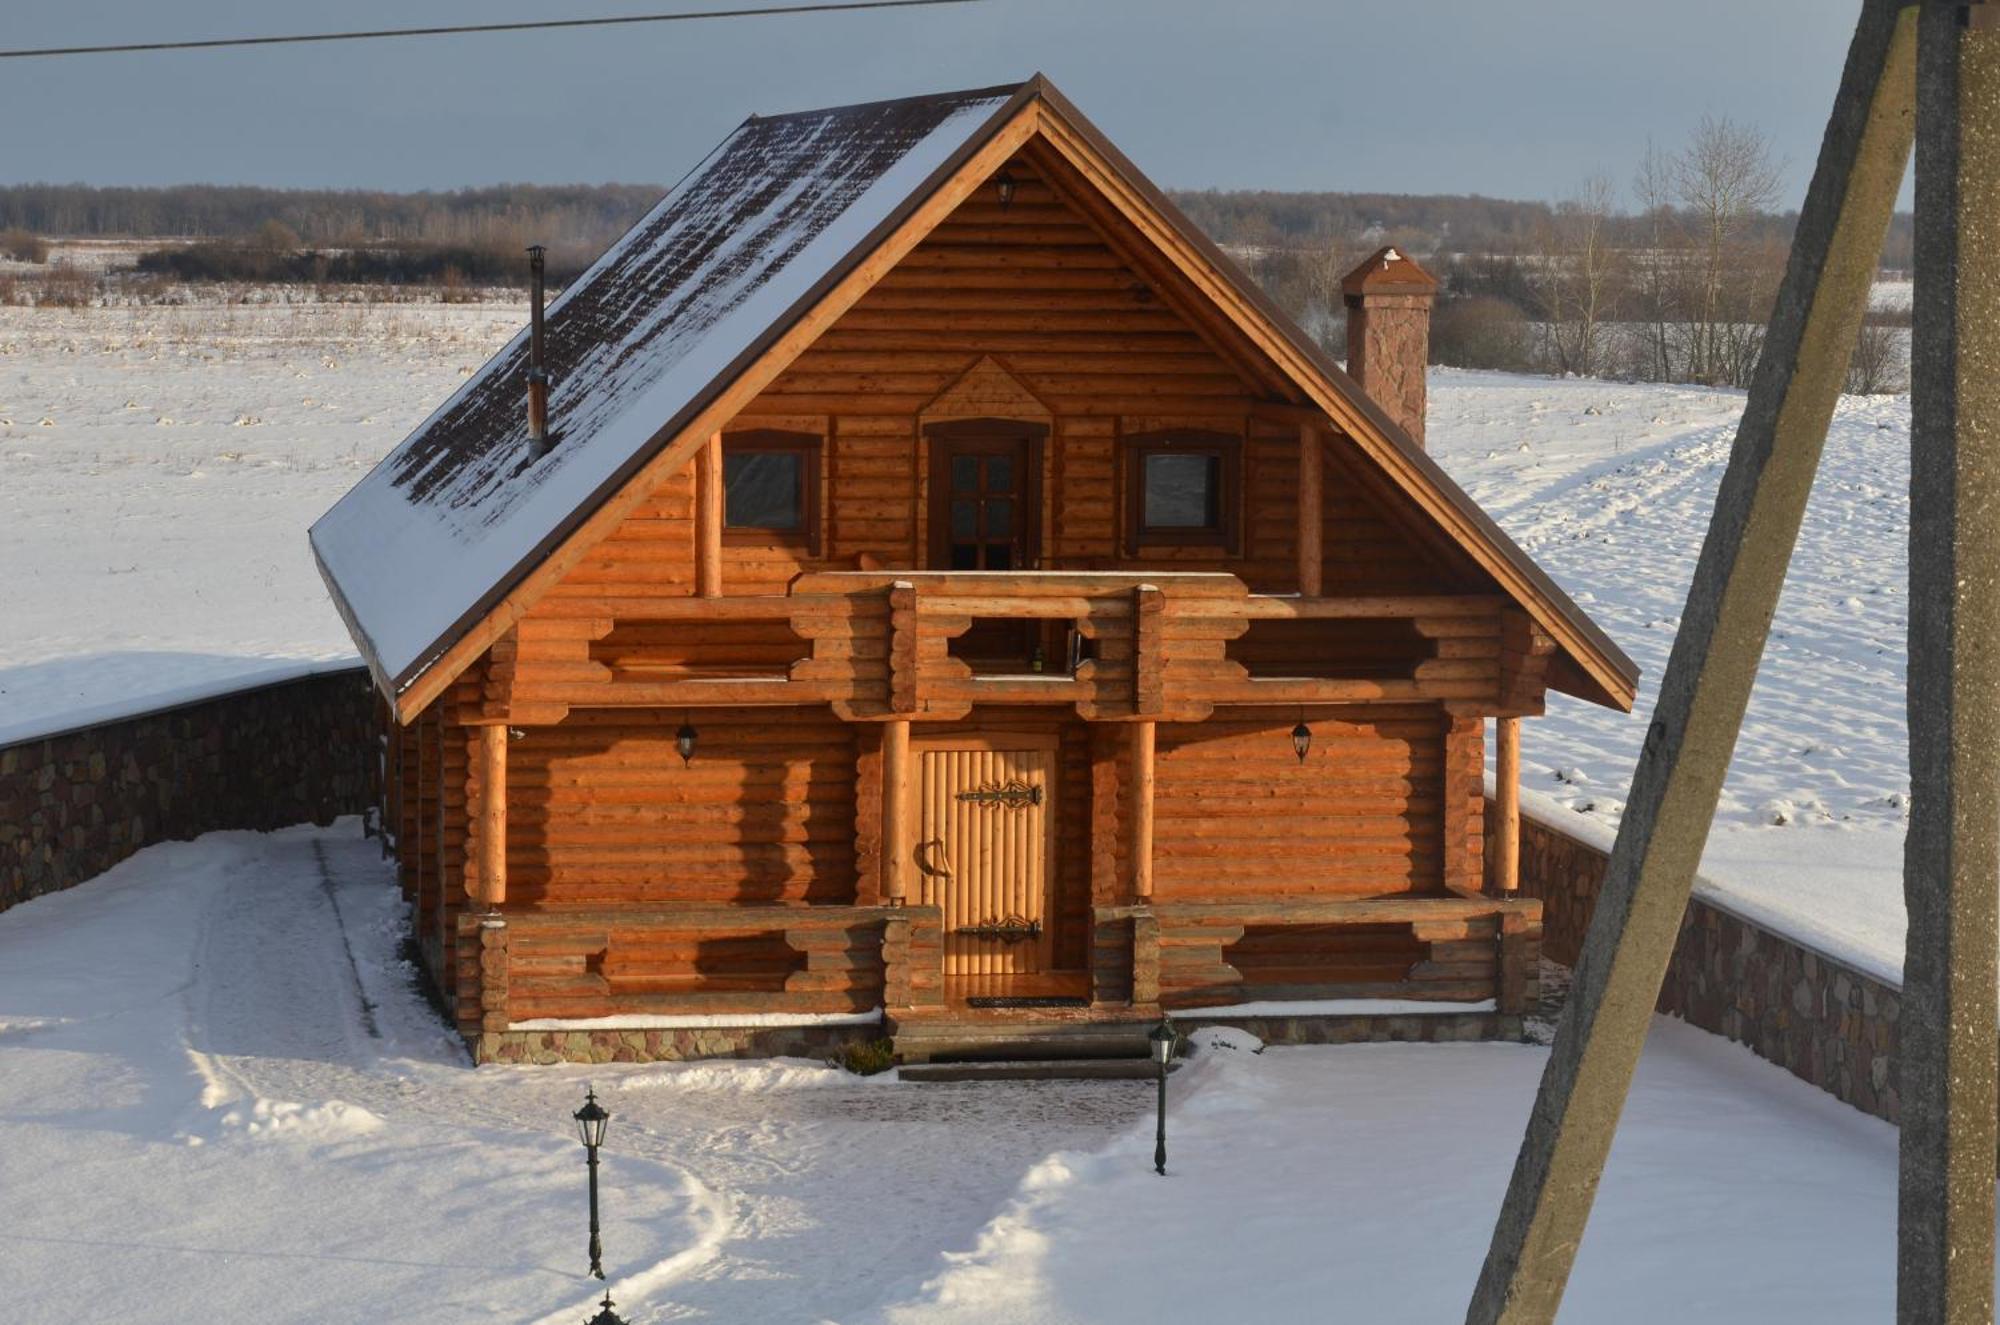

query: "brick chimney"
(1341, 246), (1438, 448)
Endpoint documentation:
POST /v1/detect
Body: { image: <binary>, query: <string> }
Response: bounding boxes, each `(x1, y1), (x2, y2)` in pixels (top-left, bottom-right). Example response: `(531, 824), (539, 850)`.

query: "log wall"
(1150, 706), (1453, 902)
(502, 707), (860, 908)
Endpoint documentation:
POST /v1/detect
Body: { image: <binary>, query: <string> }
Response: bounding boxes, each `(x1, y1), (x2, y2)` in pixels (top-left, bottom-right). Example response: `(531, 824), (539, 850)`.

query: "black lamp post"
(1149, 1016), (1175, 1176)
(573, 1086), (611, 1279)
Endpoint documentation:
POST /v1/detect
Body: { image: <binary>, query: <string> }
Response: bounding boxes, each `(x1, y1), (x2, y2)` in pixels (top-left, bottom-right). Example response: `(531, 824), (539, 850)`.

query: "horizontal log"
(1231, 595), (1506, 620)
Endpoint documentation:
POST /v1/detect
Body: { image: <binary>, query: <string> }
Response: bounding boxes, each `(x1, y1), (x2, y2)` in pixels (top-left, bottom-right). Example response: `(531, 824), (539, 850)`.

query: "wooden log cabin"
(311, 77), (1637, 1064)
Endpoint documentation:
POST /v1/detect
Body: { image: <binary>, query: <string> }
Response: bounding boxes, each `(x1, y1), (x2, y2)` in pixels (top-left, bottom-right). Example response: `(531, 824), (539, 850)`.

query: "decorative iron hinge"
(954, 779), (1043, 809)
(955, 917), (1043, 943)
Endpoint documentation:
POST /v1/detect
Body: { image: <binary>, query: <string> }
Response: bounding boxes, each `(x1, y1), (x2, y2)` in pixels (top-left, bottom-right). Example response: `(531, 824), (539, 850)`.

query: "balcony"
(495, 572), (1540, 723)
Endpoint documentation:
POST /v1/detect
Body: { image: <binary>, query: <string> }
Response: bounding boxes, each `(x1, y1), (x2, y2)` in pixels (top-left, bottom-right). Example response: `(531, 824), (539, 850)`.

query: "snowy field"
(0, 819), (1932, 1323)
(1426, 371), (1912, 981)
(1, 301), (1914, 965)
(0, 301), (522, 741)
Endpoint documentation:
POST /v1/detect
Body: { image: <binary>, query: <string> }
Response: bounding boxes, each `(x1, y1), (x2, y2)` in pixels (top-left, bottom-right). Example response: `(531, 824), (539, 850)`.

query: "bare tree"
(1672, 115), (1782, 386)
(1847, 316), (1908, 394)
(1629, 141), (1679, 382)
(1531, 174), (1622, 376)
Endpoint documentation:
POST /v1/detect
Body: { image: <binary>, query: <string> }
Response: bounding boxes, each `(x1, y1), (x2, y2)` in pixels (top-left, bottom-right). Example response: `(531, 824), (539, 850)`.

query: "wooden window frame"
(1122, 429), (1242, 553)
(721, 428), (822, 554)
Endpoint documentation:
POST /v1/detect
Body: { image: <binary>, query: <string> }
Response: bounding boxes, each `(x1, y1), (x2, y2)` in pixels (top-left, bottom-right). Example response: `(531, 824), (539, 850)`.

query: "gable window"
(722, 429), (820, 552)
(1124, 429), (1241, 552)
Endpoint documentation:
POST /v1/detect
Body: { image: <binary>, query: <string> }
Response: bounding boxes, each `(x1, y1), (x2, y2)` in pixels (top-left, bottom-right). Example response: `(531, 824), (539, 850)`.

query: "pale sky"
(2, 0), (1868, 206)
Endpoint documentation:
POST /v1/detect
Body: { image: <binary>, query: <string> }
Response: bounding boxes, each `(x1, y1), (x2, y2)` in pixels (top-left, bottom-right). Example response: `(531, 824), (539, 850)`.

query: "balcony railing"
(495, 571), (1536, 722)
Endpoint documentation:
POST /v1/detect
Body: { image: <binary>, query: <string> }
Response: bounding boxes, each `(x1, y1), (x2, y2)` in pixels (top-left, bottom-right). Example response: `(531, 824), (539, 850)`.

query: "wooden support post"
(475, 723), (507, 908)
(1494, 716), (1521, 895)
(1297, 422), (1323, 597)
(1496, 909), (1536, 1017)
(1131, 720), (1156, 900)
(1468, 5), (1916, 1320)
(1899, 7), (2000, 1320)
(882, 718), (912, 904)
(695, 431), (724, 599)
(888, 580), (919, 714)
(1134, 585), (1165, 716)
(1131, 909), (1161, 1006)
(1441, 715), (1484, 898)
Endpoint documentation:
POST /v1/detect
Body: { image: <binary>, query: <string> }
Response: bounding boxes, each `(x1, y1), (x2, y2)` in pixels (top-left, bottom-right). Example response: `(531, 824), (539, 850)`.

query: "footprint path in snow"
(199, 827), (1143, 1324)
(1429, 374), (1912, 838)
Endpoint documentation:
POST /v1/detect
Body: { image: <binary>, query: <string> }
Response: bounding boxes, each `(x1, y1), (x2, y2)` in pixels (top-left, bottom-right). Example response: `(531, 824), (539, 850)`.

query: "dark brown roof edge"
(379, 78), (1043, 703)
(745, 79), (1036, 127)
(1029, 77), (1639, 710)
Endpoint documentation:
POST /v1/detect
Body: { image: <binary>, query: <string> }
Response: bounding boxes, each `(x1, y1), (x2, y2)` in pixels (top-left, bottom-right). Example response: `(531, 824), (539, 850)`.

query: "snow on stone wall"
(0, 668), (377, 912)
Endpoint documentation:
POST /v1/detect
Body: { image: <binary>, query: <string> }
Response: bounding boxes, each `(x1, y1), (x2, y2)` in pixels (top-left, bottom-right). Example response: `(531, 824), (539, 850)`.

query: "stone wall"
(475, 1023), (883, 1066)
(0, 668), (379, 913)
(1490, 800), (1902, 1123)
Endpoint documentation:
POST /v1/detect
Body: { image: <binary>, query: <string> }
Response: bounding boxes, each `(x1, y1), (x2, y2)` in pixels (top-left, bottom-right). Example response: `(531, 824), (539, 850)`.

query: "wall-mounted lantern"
(676, 715), (698, 767)
(1291, 716), (1313, 764)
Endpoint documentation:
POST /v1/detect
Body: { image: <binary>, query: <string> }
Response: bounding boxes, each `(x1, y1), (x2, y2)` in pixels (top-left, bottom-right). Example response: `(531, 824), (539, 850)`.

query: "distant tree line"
(0, 182), (659, 249)
(0, 162), (1914, 391)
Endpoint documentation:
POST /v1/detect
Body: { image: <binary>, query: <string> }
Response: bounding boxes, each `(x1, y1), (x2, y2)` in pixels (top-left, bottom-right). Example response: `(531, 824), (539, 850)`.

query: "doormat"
(964, 996), (1091, 1009)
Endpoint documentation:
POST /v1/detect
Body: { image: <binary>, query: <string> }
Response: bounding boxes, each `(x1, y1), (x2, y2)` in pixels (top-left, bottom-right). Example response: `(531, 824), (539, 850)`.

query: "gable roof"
(311, 75), (1638, 718)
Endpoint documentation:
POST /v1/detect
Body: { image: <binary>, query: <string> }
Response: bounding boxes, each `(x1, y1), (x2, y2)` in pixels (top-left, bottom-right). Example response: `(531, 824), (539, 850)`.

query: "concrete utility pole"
(1898, 4), (2000, 1321)
(1464, 2), (1918, 1319)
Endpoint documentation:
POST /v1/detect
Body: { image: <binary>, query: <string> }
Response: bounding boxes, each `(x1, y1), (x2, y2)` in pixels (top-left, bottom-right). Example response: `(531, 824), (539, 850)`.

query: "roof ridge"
(743, 77), (1035, 127)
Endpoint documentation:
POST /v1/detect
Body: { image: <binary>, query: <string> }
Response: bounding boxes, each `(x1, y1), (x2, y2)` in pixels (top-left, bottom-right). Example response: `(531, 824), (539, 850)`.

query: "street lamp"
(1149, 1016), (1176, 1176)
(583, 1292), (628, 1325)
(573, 1086), (611, 1279)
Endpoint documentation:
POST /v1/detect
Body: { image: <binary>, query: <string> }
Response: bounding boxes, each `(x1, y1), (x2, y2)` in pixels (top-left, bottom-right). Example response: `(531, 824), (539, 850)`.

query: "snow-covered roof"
(310, 83), (1024, 694)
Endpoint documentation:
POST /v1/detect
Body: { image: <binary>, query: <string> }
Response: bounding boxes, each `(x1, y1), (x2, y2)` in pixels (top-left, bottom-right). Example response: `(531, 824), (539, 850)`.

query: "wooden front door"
(915, 738), (1057, 983)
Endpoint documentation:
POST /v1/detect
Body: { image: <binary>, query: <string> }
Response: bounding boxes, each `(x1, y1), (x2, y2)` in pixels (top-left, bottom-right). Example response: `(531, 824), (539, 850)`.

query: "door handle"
(913, 839), (953, 907)
(915, 839), (954, 877)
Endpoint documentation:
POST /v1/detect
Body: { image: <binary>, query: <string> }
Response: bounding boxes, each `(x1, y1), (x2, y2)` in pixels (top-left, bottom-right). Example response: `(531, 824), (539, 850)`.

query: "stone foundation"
(1, 668), (378, 914)
(1173, 1012), (1527, 1046)
(475, 1023), (886, 1065)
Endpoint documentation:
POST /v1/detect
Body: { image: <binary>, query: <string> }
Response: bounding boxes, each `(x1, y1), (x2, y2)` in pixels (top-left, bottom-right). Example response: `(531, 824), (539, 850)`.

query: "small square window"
(722, 430), (820, 551)
(1125, 430), (1240, 551)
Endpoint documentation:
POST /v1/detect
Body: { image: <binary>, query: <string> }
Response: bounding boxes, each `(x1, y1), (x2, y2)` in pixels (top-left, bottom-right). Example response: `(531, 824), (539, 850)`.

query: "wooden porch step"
(899, 1058), (1183, 1084)
(891, 1017), (1156, 1064)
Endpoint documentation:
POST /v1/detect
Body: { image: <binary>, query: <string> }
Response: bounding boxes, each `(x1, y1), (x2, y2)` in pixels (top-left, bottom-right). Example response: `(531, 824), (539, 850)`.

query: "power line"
(0, 0), (985, 60)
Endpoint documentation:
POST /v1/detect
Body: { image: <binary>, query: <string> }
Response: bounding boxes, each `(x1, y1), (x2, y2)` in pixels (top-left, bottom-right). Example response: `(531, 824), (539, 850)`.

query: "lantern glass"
(574, 1088), (610, 1150)
(1291, 720), (1312, 764)
(676, 722), (698, 767)
(1149, 1018), (1175, 1066)
(995, 170), (1017, 209)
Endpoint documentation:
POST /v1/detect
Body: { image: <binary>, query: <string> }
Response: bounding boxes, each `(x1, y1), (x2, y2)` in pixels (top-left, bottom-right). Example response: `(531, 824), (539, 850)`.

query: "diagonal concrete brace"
(1466, 5), (1917, 1321)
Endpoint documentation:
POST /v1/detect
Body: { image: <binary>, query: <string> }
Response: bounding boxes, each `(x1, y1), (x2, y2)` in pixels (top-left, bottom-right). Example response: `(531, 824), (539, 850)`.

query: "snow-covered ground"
(2, 301), (1915, 972)
(0, 820), (1937, 1322)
